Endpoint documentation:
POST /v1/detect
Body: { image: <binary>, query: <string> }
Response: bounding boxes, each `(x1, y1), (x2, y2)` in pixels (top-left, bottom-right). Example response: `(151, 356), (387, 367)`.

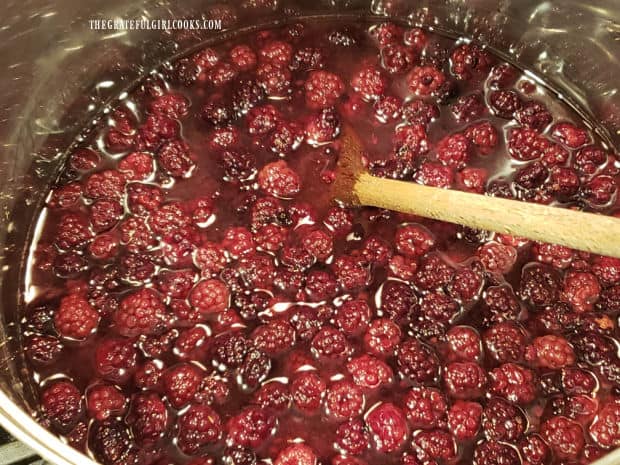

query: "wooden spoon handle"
(355, 171), (620, 257)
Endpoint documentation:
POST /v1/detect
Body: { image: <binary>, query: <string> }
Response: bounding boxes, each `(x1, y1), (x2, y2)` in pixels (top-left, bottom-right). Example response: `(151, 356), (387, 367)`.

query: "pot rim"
(0, 389), (97, 465)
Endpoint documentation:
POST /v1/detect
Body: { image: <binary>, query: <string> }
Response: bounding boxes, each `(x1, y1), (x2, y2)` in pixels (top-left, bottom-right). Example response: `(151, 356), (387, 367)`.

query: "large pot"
(0, 0), (619, 463)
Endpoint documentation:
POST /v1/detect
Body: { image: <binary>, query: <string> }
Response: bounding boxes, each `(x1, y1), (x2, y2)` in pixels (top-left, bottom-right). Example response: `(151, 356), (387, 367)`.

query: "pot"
(0, 0), (619, 463)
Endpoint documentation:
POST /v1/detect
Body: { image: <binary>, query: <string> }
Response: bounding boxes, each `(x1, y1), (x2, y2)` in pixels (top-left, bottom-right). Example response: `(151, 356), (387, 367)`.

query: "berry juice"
(20, 17), (620, 465)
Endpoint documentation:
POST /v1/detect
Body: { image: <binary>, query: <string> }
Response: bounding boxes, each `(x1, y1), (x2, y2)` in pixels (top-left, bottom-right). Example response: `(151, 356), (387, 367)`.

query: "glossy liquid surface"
(21, 18), (620, 465)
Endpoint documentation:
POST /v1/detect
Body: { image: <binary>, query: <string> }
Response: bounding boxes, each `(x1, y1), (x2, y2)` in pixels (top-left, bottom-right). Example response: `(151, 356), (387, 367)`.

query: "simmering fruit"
(23, 17), (620, 465)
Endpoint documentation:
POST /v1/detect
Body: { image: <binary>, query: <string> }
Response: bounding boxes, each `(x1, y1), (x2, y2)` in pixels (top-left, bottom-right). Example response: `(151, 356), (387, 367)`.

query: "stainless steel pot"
(0, 0), (619, 463)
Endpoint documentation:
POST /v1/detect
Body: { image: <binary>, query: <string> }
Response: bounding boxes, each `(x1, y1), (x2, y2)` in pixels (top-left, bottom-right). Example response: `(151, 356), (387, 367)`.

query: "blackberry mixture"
(21, 18), (620, 465)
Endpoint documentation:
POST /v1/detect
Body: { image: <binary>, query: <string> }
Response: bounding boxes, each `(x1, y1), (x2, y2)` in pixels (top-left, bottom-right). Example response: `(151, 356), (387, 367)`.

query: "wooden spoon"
(332, 124), (620, 258)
